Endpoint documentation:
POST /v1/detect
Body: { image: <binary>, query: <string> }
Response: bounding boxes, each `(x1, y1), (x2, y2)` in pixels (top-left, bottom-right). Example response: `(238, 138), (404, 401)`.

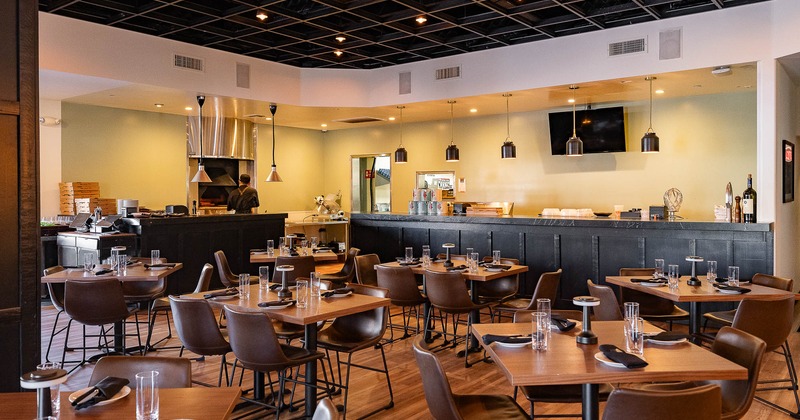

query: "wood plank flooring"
(37, 275), (799, 419)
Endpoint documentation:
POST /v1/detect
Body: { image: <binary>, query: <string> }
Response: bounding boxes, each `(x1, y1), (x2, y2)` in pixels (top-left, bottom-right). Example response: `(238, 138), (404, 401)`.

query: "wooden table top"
(182, 284), (389, 325)
(606, 276), (796, 303)
(1, 387), (241, 420)
(380, 261), (529, 282)
(471, 321), (747, 387)
(249, 250), (339, 263)
(41, 263), (183, 283)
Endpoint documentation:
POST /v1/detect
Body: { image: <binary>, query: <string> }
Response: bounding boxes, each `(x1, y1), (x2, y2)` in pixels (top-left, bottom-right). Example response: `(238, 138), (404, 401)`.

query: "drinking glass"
(310, 271), (321, 297)
(266, 239), (275, 257)
(150, 249), (160, 266)
(532, 312), (549, 351)
(117, 254), (128, 276)
(310, 236), (319, 249)
(470, 252), (479, 273)
(83, 253), (96, 272)
(301, 239), (309, 256)
(135, 370), (159, 420)
(466, 248), (474, 264)
(279, 237), (286, 255)
(706, 260), (717, 282)
(36, 362), (61, 419)
(258, 266), (270, 291)
(537, 298), (551, 341)
(296, 280), (309, 309)
(728, 266), (740, 287)
(492, 250), (501, 265)
(624, 316), (645, 355)
(238, 273), (250, 299)
(624, 302), (640, 320)
(405, 247), (414, 263)
(421, 249), (431, 267)
(654, 259), (665, 278)
(667, 264), (679, 288)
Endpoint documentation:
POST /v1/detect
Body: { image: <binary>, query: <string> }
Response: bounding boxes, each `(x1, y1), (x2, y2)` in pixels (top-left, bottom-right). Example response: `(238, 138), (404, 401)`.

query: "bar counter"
(350, 212), (773, 307)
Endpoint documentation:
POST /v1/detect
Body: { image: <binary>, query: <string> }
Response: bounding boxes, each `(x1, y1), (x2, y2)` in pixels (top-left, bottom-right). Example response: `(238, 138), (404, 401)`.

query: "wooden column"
(0, 0), (40, 390)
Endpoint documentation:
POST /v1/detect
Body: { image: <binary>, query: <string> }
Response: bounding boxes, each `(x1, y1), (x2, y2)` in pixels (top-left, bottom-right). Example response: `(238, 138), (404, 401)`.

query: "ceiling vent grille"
(333, 117), (385, 124)
(608, 38), (646, 57)
(435, 66), (461, 80)
(173, 54), (204, 71)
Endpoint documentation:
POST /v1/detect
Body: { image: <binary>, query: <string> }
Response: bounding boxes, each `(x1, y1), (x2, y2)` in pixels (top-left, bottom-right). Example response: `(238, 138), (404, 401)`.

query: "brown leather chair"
(424, 269), (493, 367)
(619, 268), (689, 330)
(274, 255), (316, 286)
(494, 269), (562, 320)
(354, 253), (380, 286)
(704, 273), (794, 328)
(320, 247), (360, 287)
(476, 257), (521, 305)
(312, 397), (339, 420)
(43, 266), (69, 363)
(317, 283), (393, 419)
(376, 265), (427, 342)
(62, 278), (142, 371)
(214, 250), (239, 287)
(644, 326), (767, 420)
(412, 335), (528, 419)
(603, 384), (722, 420)
(121, 258), (168, 354)
(586, 279), (623, 321)
(88, 355), (192, 388)
(224, 305), (327, 416)
(169, 295), (234, 387)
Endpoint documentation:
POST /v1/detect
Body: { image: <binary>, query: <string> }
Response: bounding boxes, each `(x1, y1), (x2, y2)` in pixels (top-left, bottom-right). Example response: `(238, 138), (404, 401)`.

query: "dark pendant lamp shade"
(501, 93), (516, 159)
(445, 100), (459, 162)
(641, 76), (660, 153)
(191, 95), (212, 183)
(566, 86), (583, 157)
(394, 105), (407, 163)
(265, 103), (283, 182)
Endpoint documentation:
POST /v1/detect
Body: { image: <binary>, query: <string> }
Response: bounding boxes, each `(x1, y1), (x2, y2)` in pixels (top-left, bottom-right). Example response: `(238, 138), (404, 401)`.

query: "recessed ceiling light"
(416, 16), (427, 24)
(568, 99), (575, 103)
(388, 117), (396, 121)
(256, 10), (268, 21)
(655, 89), (665, 94)
(155, 103), (164, 108)
(335, 35), (346, 43)
(265, 117), (272, 121)
(184, 106), (193, 111)
(469, 108), (477, 113)
(334, 50), (343, 57)
(321, 124), (328, 128)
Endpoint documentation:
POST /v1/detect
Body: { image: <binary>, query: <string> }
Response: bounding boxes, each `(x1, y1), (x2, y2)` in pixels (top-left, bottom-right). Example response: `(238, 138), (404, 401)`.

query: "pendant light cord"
(572, 101), (577, 137)
(449, 101), (455, 146)
(398, 106), (404, 147)
(197, 95), (205, 165)
(505, 94), (511, 141)
(647, 77), (654, 132)
(270, 104), (277, 165)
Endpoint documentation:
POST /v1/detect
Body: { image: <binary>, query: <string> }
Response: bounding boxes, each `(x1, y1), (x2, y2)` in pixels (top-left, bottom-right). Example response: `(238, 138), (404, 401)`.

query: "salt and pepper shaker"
(734, 196), (742, 223)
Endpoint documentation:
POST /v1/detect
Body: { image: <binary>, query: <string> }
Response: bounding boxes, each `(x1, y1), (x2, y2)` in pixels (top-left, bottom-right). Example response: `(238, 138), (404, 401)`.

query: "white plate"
(259, 301), (294, 310)
(594, 352), (645, 369)
(485, 267), (505, 272)
(646, 337), (688, 345)
(494, 339), (532, 348)
(717, 288), (746, 295)
(251, 251), (269, 255)
(69, 385), (131, 406)
(551, 320), (581, 331)
(640, 282), (667, 287)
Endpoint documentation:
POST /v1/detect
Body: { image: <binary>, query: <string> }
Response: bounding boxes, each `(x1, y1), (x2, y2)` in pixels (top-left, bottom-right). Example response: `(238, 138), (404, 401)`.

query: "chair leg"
(755, 341), (800, 417)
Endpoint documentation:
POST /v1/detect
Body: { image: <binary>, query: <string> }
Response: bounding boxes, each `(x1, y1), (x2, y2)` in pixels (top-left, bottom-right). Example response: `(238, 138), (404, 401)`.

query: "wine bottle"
(742, 174), (757, 223)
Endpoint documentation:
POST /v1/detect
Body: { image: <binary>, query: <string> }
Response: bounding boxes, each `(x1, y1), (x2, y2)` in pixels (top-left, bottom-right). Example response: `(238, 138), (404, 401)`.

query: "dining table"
(249, 249), (338, 264)
(472, 320), (747, 420)
(182, 283), (390, 418)
(606, 275), (796, 336)
(0, 386), (241, 419)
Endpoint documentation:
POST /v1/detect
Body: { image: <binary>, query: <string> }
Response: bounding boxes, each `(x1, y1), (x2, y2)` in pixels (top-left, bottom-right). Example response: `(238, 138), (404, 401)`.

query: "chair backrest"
(339, 247), (361, 278)
(752, 273), (794, 291)
(43, 266), (66, 311)
(274, 255), (316, 285)
(192, 263), (215, 294)
(64, 279), (131, 325)
(326, 284), (389, 345)
(618, 268), (675, 315)
(586, 279), (623, 321)
(705, 326), (766, 419)
(355, 253), (380, 286)
(121, 277), (167, 300)
(376, 265), (426, 306)
(602, 384), (721, 420)
(169, 296), (231, 356)
(477, 257), (521, 299)
(530, 269), (563, 304)
(425, 270), (474, 313)
(731, 294), (795, 351)
(224, 305), (296, 371)
(214, 250), (239, 287)
(312, 397), (340, 420)
(88, 356), (192, 388)
(412, 335), (462, 420)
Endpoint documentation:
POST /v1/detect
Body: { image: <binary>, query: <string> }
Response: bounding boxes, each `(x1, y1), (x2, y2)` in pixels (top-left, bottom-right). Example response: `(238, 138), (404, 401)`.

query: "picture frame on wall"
(783, 140), (794, 203)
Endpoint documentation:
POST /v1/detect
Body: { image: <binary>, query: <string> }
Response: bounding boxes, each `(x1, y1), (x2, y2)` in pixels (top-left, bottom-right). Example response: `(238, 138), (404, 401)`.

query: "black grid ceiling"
(39, 0), (770, 69)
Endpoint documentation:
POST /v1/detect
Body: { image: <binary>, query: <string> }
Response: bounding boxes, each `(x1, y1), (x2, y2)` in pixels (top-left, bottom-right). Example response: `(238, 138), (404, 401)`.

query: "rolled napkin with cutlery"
(94, 268), (113, 275)
(631, 278), (667, 284)
(551, 315), (577, 332)
(144, 263), (177, 269)
(646, 331), (690, 342)
(72, 376), (129, 410)
(482, 334), (532, 345)
(599, 344), (648, 368)
(258, 299), (295, 308)
(203, 288), (238, 299)
(713, 284), (752, 294)
(321, 287), (354, 298)
(446, 264), (468, 271)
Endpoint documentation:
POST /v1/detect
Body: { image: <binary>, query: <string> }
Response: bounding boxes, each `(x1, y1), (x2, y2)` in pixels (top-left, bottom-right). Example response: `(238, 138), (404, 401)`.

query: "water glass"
(301, 240), (309, 256)
(405, 247), (414, 263)
(492, 250), (501, 265)
(624, 302), (640, 320)
(135, 370), (159, 420)
(624, 316), (645, 355)
(310, 236), (319, 249)
(238, 273), (251, 299)
(706, 260), (717, 282)
(728, 266), (740, 287)
(310, 271), (321, 297)
(83, 253), (96, 272)
(667, 264), (679, 288)
(150, 249), (160, 266)
(466, 248), (474, 263)
(258, 266), (270, 291)
(117, 254), (128, 276)
(469, 252), (480, 273)
(421, 249), (431, 267)
(296, 280), (309, 308)
(654, 259), (665, 278)
(279, 237), (286, 255)
(267, 239), (275, 256)
(536, 298), (551, 339)
(531, 311), (549, 351)
(36, 362), (61, 419)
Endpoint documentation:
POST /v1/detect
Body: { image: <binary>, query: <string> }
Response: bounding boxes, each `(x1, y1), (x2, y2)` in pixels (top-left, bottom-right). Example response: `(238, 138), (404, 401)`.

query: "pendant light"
(641, 76), (660, 153)
(265, 103), (283, 182)
(565, 85), (583, 157)
(394, 105), (407, 163)
(501, 93), (516, 159)
(445, 100), (459, 162)
(191, 95), (212, 183)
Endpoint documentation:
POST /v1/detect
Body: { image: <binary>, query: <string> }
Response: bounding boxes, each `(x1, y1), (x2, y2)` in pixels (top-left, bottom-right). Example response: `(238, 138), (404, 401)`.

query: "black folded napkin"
(289, 250), (299, 256)
(551, 315), (577, 332)
(73, 376), (129, 410)
(713, 284), (751, 294)
(482, 334), (532, 345)
(446, 264), (468, 271)
(599, 344), (648, 369)
(144, 263), (176, 269)
(203, 289), (238, 299)
(269, 283), (282, 291)
(94, 268), (113, 275)
(258, 299), (295, 308)
(631, 278), (667, 284)
(322, 287), (354, 297)
(485, 264), (512, 270)
(647, 331), (690, 342)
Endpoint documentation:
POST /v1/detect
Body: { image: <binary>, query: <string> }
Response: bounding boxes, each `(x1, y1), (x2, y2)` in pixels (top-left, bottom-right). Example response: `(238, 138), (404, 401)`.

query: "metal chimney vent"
(173, 54), (204, 71)
(333, 117), (385, 124)
(435, 66), (461, 80)
(608, 38), (646, 56)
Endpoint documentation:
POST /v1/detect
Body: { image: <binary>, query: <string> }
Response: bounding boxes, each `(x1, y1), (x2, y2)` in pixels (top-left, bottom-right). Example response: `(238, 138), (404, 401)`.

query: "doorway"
(351, 154), (391, 213)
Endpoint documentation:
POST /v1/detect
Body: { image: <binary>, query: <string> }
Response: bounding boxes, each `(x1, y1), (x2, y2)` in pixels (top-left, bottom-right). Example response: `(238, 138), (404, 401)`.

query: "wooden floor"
(39, 282), (800, 419)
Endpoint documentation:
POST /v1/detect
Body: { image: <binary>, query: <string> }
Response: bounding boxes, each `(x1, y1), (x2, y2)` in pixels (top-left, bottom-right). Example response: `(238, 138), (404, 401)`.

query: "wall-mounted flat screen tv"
(549, 106), (627, 155)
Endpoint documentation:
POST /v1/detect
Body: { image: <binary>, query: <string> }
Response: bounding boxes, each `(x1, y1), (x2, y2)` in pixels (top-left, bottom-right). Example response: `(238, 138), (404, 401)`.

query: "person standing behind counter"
(227, 174), (260, 214)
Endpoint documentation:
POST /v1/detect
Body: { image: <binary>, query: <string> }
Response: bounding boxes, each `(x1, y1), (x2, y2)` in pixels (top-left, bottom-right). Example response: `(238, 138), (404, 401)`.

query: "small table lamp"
(276, 264), (294, 300)
(20, 366), (68, 418)
(686, 255), (704, 286)
(442, 243), (455, 268)
(573, 296), (600, 345)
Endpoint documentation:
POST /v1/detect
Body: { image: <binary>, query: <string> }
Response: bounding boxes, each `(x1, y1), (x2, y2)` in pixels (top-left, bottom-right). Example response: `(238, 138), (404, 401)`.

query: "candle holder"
(686, 255), (704, 286)
(20, 366), (68, 418)
(442, 243), (455, 268)
(285, 234), (297, 252)
(573, 296), (600, 345)
(276, 264), (294, 300)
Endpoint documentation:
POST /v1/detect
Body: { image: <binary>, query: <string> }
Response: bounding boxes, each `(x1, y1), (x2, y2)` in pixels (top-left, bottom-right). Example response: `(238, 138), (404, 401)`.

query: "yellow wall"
(322, 91), (757, 220)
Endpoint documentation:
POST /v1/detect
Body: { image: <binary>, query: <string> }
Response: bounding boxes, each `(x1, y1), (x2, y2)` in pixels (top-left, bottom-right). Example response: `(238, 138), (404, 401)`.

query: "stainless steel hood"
(187, 116), (255, 160)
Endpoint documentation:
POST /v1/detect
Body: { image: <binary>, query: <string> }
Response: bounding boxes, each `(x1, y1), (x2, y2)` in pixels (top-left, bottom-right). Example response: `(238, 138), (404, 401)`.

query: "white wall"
(39, 99), (61, 217)
(774, 61), (800, 287)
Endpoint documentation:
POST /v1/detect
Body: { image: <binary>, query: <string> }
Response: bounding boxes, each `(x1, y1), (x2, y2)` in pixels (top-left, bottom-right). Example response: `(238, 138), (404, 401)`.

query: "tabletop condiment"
(734, 196), (742, 223)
